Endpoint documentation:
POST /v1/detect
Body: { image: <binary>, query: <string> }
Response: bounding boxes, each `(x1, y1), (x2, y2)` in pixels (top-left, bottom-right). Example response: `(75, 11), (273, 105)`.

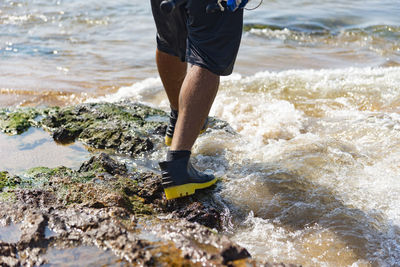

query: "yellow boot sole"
(164, 177), (218, 200)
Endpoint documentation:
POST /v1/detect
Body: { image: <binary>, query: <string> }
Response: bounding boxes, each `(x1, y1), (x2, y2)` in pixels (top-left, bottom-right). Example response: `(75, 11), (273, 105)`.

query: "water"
(43, 246), (125, 266)
(0, 222), (21, 243)
(1, 0), (400, 266)
(0, 127), (90, 173)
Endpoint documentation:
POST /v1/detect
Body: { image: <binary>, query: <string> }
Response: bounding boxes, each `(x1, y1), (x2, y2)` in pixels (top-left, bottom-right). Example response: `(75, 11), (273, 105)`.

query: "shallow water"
(43, 246), (125, 266)
(1, 0), (399, 106)
(1, 0), (400, 266)
(0, 222), (21, 243)
(0, 127), (90, 173)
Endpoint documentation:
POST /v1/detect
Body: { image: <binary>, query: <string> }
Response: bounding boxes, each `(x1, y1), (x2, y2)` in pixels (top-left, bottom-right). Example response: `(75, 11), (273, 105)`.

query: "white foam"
(249, 28), (293, 40)
(233, 211), (373, 266)
(86, 77), (163, 106)
(211, 67), (400, 265)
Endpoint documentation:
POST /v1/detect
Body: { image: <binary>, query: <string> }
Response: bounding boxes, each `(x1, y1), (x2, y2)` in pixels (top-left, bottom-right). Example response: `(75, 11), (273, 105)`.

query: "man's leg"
(156, 49), (187, 111)
(170, 65), (219, 151)
(159, 65), (220, 200)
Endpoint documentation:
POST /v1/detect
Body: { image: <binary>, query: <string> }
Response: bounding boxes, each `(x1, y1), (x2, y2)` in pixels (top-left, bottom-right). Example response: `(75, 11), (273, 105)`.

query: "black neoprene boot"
(165, 108), (209, 146)
(165, 109), (178, 146)
(159, 155), (217, 199)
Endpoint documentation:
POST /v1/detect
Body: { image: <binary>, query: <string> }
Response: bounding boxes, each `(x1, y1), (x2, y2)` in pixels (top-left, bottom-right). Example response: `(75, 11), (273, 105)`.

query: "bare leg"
(171, 65), (220, 151)
(156, 49), (187, 110)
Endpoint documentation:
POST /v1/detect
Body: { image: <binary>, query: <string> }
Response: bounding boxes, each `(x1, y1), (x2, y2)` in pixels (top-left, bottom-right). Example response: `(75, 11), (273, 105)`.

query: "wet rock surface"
(0, 153), (298, 266)
(0, 102), (297, 266)
(40, 102), (165, 155)
(1, 101), (235, 156)
(0, 172), (21, 192)
(0, 108), (39, 135)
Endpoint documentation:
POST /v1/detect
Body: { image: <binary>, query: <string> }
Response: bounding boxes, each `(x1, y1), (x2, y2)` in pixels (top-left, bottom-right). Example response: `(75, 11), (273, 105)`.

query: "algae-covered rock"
(18, 153), (153, 215)
(1, 102), (234, 159)
(25, 166), (74, 186)
(0, 171), (21, 191)
(41, 102), (166, 155)
(0, 108), (39, 135)
(78, 152), (127, 175)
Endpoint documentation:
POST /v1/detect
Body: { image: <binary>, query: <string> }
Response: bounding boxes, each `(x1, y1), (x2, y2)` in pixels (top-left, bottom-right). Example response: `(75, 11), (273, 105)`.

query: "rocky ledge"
(0, 102), (297, 266)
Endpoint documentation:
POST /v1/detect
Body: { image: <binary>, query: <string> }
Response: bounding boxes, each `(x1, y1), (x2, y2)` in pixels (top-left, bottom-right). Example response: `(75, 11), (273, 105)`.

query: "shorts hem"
(187, 57), (232, 76)
(157, 43), (186, 62)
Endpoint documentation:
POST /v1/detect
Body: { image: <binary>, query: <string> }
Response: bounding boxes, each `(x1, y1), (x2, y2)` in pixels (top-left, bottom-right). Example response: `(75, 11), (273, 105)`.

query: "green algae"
(30, 166), (74, 177)
(113, 176), (152, 215)
(19, 156), (153, 215)
(0, 171), (19, 203)
(0, 171), (7, 190)
(55, 175), (153, 215)
(0, 171), (20, 191)
(0, 108), (39, 135)
(0, 191), (16, 202)
(25, 166), (76, 186)
(41, 102), (166, 155)
(1, 102), (169, 157)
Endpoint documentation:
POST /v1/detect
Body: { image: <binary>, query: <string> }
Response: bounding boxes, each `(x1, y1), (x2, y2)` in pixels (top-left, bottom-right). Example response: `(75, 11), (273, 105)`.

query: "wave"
(245, 24), (400, 54)
(93, 66), (400, 112)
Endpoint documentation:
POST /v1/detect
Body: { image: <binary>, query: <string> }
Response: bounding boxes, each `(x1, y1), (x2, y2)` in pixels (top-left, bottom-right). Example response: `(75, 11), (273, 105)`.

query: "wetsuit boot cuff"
(165, 108), (178, 146)
(166, 150), (191, 161)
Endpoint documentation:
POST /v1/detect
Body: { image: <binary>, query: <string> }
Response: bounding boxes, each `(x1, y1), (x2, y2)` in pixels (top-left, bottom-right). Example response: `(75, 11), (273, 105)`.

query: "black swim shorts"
(150, 0), (243, 76)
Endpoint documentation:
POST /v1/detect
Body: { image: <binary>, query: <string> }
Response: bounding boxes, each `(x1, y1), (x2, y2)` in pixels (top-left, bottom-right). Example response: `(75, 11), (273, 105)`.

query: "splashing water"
(97, 66), (400, 265)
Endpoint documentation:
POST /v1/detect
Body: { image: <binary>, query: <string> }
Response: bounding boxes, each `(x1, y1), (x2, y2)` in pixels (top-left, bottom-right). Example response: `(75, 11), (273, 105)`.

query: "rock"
(0, 157), (299, 267)
(1, 102), (236, 159)
(14, 189), (57, 210)
(0, 257), (20, 267)
(0, 242), (21, 266)
(220, 236), (252, 265)
(41, 102), (166, 156)
(52, 126), (81, 143)
(0, 172), (21, 192)
(175, 201), (221, 229)
(17, 212), (47, 250)
(0, 241), (17, 257)
(146, 219), (252, 265)
(137, 172), (164, 204)
(0, 101), (297, 266)
(0, 108), (39, 135)
(79, 153), (127, 175)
